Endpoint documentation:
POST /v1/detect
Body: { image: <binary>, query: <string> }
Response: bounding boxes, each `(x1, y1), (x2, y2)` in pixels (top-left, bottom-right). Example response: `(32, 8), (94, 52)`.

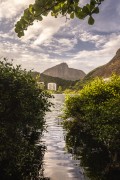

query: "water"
(42, 94), (86, 180)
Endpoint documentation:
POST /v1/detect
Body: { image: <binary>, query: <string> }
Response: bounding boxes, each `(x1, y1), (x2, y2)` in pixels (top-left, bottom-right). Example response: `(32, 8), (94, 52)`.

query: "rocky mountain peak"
(55, 62), (68, 70)
(59, 62), (68, 67)
(43, 63), (86, 81)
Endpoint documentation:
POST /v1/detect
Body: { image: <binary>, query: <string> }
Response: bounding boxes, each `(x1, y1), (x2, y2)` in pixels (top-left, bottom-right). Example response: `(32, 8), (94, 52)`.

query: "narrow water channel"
(42, 94), (86, 180)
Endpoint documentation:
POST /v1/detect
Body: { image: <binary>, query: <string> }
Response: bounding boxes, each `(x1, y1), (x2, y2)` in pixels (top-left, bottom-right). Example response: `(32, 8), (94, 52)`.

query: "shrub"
(0, 59), (51, 180)
(63, 75), (120, 180)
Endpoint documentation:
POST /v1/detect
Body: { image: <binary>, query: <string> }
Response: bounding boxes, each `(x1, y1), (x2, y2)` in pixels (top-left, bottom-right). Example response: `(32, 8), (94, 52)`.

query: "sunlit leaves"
(70, 12), (74, 19)
(15, 0), (104, 38)
(63, 75), (120, 179)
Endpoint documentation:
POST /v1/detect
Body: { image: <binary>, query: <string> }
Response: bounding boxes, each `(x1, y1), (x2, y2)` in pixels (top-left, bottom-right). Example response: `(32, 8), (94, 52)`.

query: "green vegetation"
(40, 73), (78, 91)
(63, 75), (120, 180)
(57, 86), (63, 93)
(63, 79), (91, 94)
(31, 71), (78, 91)
(0, 59), (51, 180)
(15, 0), (104, 37)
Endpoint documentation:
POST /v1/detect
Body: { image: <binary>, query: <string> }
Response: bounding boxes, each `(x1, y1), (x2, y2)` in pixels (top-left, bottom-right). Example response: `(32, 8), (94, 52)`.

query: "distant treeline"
(31, 71), (78, 90)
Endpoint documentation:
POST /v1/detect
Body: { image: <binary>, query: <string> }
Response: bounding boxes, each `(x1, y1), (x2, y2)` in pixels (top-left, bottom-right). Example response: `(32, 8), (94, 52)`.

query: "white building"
(48, 83), (57, 91)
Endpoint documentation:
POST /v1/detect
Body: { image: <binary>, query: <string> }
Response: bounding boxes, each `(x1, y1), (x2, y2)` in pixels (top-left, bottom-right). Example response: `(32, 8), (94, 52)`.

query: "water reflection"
(42, 94), (86, 180)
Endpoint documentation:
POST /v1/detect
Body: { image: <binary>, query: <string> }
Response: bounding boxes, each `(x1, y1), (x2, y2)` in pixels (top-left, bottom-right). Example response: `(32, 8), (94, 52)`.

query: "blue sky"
(0, 0), (120, 74)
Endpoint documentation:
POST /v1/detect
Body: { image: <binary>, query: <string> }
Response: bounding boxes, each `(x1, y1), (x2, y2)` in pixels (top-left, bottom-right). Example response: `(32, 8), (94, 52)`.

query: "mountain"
(30, 71), (78, 90)
(42, 62), (86, 81)
(84, 48), (120, 81)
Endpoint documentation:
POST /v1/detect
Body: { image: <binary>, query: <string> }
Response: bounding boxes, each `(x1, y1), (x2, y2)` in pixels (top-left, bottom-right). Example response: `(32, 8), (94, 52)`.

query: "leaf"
(15, 27), (19, 33)
(90, 0), (96, 10)
(36, 15), (43, 21)
(88, 16), (95, 25)
(51, 12), (55, 16)
(18, 31), (24, 38)
(75, 11), (86, 19)
(92, 7), (99, 14)
(70, 12), (74, 19)
(29, 4), (34, 14)
(82, 5), (90, 14)
(90, 0), (96, 6)
(54, 5), (61, 13)
(42, 11), (49, 16)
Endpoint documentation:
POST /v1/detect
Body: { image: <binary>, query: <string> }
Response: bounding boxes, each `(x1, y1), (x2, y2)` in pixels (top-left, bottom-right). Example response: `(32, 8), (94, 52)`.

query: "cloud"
(0, 0), (120, 75)
(67, 33), (120, 72)
(117, 3), (120, 16)
(21, 14), (67, 46)
(77, 30), (107, 48)
(0, 0), (34, 19)
(43, 37), (78, 55)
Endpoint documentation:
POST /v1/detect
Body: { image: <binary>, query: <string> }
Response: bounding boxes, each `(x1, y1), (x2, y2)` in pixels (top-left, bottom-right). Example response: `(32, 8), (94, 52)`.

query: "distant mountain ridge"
(43, 62), (86, 81)
(84, 48), (120, 80)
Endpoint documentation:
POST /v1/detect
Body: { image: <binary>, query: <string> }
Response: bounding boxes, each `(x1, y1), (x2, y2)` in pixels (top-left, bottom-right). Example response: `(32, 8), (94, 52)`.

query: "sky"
(0, 0), (120, 74)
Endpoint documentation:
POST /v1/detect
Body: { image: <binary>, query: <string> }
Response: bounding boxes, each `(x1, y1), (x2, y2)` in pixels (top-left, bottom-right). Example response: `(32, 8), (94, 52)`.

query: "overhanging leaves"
(15, 0), (104, 38)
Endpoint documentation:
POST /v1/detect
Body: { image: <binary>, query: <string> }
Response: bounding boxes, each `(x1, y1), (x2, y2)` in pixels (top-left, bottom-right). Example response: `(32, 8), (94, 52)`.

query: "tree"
(15, 0), (104, 37)
(63, 75), (120, 180)
(0, 59), (51, 179)
(57, 86), (62, 93)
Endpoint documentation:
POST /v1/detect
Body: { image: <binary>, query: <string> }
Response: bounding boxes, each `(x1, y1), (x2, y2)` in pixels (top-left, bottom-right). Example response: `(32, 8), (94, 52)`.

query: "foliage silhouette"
(0, 59), (51, 180)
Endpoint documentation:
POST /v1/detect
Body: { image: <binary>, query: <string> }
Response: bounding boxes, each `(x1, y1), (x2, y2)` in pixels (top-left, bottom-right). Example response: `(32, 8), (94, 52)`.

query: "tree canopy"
(15, 0), (104, 37)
